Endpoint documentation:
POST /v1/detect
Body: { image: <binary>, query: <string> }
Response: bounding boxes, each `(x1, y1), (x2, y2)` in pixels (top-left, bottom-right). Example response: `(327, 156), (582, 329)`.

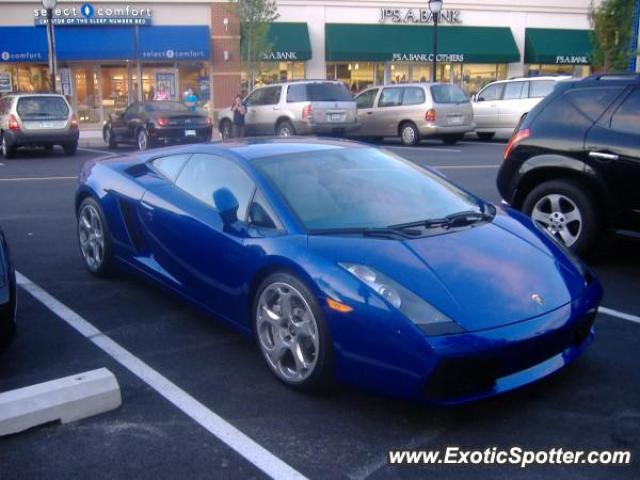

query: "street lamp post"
(429, 0), (443, 83)
(42, 0), (58, 93)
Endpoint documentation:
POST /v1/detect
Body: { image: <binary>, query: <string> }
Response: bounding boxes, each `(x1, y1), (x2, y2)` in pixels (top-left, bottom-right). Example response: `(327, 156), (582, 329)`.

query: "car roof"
(5, 93), (68, 98)
(254, 79), (343, 87)
(217, 137), (364, 160)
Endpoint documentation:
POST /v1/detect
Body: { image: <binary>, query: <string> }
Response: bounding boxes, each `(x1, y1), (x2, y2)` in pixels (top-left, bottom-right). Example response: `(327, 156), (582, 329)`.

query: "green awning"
(264, 22), (311, 61)
(325, 24), (519, 63)
(525, 28), (592, 65)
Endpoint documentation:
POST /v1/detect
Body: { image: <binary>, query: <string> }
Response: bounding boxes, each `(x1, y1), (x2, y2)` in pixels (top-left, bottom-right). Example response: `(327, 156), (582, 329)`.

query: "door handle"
(589, 151), (619, 162)
(366, 111), (373, 115)
(273, 106), (280, 111)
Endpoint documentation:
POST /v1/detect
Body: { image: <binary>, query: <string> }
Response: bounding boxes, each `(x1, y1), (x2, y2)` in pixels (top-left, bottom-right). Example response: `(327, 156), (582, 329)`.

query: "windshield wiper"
(308, 226), (421, 239)
(389, 209), (493, 231)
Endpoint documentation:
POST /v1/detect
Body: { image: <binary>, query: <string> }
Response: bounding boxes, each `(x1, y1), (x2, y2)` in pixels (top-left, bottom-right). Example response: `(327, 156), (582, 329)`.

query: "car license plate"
(39, 121), (54, 129)
(329, 113), (344, 122)
(448, 116), (464, 126)
(185, 130), (196, 136)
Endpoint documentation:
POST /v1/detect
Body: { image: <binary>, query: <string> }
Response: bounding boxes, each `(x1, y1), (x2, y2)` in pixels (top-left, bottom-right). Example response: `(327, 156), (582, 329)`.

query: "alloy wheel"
(78, 204), (105, 271)
(256, 282), (319, 383)
(138, 130), (148, 150)
(531, 193), (583, 247)
(278, 125), (293, 137)
(401, 125), (416, 145)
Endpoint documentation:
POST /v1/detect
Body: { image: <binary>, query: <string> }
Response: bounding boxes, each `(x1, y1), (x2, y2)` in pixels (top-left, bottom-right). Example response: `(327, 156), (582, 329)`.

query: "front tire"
(219, 120), (232, 141)
(63, 141), (78, 156)
(1, 133), (15, 159)
(253, 272), (333, 391)
(77, 197), (114, 277)
(103, 125), (117, 149)
(399, 122), (420, 146)
(522, 179), (600, 254)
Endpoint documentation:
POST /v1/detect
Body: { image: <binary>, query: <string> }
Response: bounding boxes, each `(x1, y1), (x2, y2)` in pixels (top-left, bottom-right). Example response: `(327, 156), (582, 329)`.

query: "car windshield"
(430, 85), (468, 104)
(17, 96), (69, 119)
(252, 147), (482, 231)
(143, 102), (189, 113)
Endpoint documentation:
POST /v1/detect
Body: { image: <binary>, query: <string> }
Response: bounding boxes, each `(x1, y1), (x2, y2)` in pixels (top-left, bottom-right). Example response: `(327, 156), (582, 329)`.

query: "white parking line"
(600, 306), (640, 325)
(386, 146), (462, 153)
(78, 147), (115, 155)
(459, 141), (506, 147)
(16, 271), (308, 480)
(435, 164), (500, 170)
(0, 176), (76, 182)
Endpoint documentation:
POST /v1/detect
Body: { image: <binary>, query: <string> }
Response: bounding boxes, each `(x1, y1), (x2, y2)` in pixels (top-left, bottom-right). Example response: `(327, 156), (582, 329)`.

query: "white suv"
(472, 76), (571, 140)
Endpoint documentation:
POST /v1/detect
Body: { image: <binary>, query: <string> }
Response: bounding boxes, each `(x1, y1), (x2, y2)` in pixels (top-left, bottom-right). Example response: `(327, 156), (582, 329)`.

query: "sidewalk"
(78, 128), (222, 149)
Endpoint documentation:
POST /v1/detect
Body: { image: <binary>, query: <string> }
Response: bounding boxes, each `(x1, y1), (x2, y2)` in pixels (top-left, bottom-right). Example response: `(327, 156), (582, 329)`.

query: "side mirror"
(213, 188), (239, 226)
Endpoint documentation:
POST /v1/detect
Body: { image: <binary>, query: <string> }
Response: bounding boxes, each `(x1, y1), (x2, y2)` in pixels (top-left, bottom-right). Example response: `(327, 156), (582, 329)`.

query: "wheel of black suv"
(399, 122), (420, 146)
(137, 129), (150, 151)
(522, 179), (601, 255)
(103, 125), (118, 149)
(253, 272), (333, 391)
(77, 197), (114, 277)
(477, 132), (495, 141)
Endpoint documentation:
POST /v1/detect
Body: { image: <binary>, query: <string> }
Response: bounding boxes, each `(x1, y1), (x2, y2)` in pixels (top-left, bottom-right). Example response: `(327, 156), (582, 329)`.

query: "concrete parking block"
(0, 368), (121, 436)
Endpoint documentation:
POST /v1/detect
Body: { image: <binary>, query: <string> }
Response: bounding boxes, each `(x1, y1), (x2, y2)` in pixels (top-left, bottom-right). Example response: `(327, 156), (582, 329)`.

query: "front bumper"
(4, 129), (79, 148)
(149, 126), (212, 144)
(330, 279), (603, 405)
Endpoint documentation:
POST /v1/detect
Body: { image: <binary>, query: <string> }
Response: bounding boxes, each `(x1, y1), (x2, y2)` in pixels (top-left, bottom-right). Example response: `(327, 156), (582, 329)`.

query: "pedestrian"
(154, 84), (170, 101)
(183, 87), (198, 112)
(231, 94), (246, 139)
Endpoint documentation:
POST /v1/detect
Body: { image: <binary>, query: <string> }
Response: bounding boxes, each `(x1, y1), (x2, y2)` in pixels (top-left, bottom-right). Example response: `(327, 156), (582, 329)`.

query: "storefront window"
(101, 66), (130, 117)
(247, 62), (306, 88)
(15, 65), (50, 93)
(326, 62), (383, 93)
(74, 67), (101, 124)
(527, 64), (591, 77)
(462, 64), (508, 95)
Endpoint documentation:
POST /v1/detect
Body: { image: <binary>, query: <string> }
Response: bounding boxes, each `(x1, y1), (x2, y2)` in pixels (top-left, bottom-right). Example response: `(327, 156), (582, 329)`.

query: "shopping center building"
(0, 0), (601, 126)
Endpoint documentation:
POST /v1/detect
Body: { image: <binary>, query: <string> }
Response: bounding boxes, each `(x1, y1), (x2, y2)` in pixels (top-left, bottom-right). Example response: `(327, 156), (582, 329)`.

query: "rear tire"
(1, 133), (15, 159)
(253, 272), (333, 391)
(522, 179), (600, 255)
(137, 128), (150, 151)
(276, 120), (295, 137)
(399, 122), (420, 146)
(477, 132), (495, 141)
(77, 197), (114, 277)
(63, 141), (78, 156)
(442, 134), (464, 145)
(103, 125), (117, 149)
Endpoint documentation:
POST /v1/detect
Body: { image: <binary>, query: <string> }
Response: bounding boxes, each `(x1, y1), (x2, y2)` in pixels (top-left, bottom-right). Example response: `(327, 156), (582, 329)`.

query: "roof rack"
(583, 73), (640, 81)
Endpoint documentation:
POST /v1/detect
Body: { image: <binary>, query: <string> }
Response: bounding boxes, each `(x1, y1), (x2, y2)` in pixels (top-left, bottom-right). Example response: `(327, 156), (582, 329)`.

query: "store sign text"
(263, 51), (298, 61)
(141, 49), (208, 60)
(34, 3), (152, 26)
(380, 8), (462, 24)
(1, 51), (44, 62)
(556, 55), (589, 64)
(392, 53), (464, 63)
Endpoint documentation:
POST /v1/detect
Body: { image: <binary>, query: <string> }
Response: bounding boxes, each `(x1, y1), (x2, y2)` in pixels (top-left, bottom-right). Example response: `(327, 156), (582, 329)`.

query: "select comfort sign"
(34, 3), (152, 26)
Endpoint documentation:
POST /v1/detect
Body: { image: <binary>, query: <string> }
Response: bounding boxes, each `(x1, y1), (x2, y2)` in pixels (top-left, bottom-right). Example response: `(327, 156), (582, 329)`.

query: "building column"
(210, 2), (242, 120)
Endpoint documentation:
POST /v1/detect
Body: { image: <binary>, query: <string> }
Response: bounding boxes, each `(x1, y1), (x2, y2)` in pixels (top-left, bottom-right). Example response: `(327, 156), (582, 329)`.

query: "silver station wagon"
(352, 83), (474, 146)
(218, 80), (359, 139)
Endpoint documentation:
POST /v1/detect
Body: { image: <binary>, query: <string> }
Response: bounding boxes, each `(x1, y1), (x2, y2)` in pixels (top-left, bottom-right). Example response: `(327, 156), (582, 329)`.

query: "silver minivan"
(218, 80), (358, 139)
(352, 83), (474, 146)
(472, 76), (571, 140)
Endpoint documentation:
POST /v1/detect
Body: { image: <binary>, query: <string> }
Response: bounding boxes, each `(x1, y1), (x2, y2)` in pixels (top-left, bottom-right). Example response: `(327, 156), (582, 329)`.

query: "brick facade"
(210, 2), (242, 116)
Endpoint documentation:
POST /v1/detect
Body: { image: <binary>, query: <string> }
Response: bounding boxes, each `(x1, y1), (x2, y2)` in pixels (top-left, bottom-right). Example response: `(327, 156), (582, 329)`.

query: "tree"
(233, 0), (279, 90)
(590, 0), (636, 72)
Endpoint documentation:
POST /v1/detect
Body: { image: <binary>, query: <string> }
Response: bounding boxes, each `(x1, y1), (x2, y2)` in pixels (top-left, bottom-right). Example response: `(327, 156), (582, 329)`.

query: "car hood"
(309, 216), (587, 332)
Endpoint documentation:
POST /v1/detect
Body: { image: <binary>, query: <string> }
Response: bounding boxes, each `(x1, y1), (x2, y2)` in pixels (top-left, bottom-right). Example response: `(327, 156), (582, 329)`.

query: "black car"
(103, 101), (213, 151)
(0, 226), (16, 353)
(498, 74), (640, 254)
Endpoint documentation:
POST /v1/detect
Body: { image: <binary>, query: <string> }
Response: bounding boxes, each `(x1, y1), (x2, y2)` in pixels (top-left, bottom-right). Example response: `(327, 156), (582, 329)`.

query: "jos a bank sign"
(379, 8), (463, 24)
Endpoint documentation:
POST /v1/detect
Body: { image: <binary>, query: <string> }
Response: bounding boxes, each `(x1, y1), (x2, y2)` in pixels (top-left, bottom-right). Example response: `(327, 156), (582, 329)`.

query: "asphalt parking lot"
(1, 139), (639, 480)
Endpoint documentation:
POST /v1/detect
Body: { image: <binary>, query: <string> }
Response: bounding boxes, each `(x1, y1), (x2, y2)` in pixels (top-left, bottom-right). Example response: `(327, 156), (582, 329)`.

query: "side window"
(355, 89), (378, 109)
(175, 154), (255, 219)
(245, 89), (263, 107)
(402, 87), (426, 106)
(477, 83), (504, 102)
(248, 191), (279, 229)
(151, 154), (191, 182)
(378, 88), (403, 107)
(124, 103), (139, 116)
(503, 81), (526, 100)
(286, 84), (307, 103)
(529, 80), (556, 99)
(565, 87), (625, 121)
(261, 86), (282, 106)
(610, 89), (640, 135)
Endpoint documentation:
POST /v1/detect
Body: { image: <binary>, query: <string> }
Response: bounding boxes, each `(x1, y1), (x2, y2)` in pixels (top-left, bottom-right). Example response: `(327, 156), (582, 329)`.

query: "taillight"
(8, 114), (20, 132)
(70, 113), (79, 130)
(302, 104), (313, 120)
(156, 117), (169, 127)
(425, 109), (436, 122)
(503, 128), (530, 161)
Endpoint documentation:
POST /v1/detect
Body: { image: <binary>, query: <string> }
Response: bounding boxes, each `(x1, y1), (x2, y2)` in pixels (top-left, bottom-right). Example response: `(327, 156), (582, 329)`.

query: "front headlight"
(339, 263), (464, 336)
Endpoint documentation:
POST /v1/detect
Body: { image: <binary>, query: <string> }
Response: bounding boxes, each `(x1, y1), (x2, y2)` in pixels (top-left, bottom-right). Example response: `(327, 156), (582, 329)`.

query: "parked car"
(218, 80), (358, 139)
(473, 76), (571, 140)
(0, 226), (16, 353)
(498, 74), (640, 254)
(76, 138), (602, 404)
(0, 93), (79, 158)
(352, 83), (474, 146)
(103, 101), (213, 151)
